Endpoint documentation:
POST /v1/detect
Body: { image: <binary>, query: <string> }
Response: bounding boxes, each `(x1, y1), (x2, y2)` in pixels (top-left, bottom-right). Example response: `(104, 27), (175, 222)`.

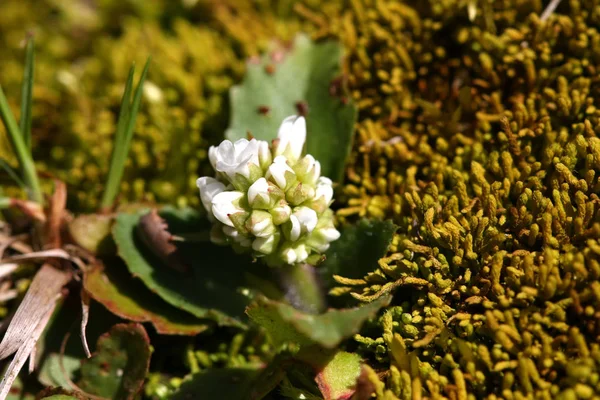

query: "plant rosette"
(197, 116), (341, 267)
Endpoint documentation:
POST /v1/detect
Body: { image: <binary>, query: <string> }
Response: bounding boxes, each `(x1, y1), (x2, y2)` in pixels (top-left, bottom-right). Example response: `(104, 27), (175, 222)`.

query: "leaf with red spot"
(226, 34), (357, 182)
(76, 323), (151, 400)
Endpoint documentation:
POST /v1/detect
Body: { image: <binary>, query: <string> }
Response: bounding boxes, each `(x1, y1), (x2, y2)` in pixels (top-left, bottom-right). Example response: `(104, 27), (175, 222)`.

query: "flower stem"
(277, 263), (326, 314)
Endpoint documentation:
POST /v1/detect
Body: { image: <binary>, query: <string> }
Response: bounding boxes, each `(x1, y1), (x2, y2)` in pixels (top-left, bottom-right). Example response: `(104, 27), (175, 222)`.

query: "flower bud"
(258, 140), (272, 171)
(315, 177), (334, 204)
(252, 232), (280, 255)
(286, 182), (315, 206)
(248, 178), (283, 209)
(211, 191), (246, 227)
(274, 116), (306, 162)
(266, 156), (296, 190)
(246, 210), (276, 238)
(306, 227), (341, 252)
(284, 206), (318, 241)
(196, 177), (226, 222)
(281, 244), (309, 265)
(295, 154), (321, 185)
(270, 201), (292, 225)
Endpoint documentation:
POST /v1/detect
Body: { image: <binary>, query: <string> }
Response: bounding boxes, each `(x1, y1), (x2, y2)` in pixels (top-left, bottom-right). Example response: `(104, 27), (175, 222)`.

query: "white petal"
(293, 207), (318, 234)
(267, 156), (295, 189)
(196, 177), (226, 218)
(320, 227), (341, 242)
(250, 217), (272, 237)
(276, 115), (306, 160)
(258, 140), (272, 168)
(316, 177), (334, 204)
(248, 178), (269, 205)
(208, 146), (219, 170)
(295, 245), (309, 263)
(211, 191), (244, 227)
(252, 235), (276, 254)
(289, 215), (301, 241)
(217, 140), (235, 163)
(283, 248), (297, 264)
(222, 225), (239, 238)
(236, 138), (260, 166)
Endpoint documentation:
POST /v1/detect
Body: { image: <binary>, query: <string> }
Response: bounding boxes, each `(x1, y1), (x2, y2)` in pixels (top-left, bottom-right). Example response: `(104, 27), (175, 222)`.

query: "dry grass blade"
(0, 248), (73, 265)
(80, 288), (91, 358)
(45, 180), (66, 249)
(0, 264), (71, 360)
(0, 288), (60, 400)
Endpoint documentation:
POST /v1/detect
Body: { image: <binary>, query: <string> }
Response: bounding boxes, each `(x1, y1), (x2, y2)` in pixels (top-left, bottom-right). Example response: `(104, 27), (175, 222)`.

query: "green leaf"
(19, 39), (34, 150)
(319, 219), (397, 290)
(77, 323), (151, 400)
(246, 295), (390, 349)
(112, 206), (255, 328)
(101, 58), (151, 210)
(315, 351), (362, 400)
(0, 158), (26, 189)
(169, 368), (261, 400)
(0, 75), (42, 203)
(38, 353), (80, 389)
(226, 34), (357, 182)
(84, 260), (209, 335)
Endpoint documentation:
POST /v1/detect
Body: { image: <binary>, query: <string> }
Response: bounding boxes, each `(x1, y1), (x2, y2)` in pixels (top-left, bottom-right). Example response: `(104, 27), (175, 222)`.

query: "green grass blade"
(20, 39), (34, 150)
(0, 158), (26, 189)
(0, 85), (43, 203)
(122, 58), (151, 154)
(100, 58), (151, 210)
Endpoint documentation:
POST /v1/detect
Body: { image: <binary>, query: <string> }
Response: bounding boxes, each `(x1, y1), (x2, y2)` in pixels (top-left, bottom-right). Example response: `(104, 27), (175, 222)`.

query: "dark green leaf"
(226, 34), (357, 182)
(19, 39), (34, 150)
(319, 219), (397, 290)
(112, 206), (255, 328)
(84, 260), (209, 335)
(170, 368), (261, 400)
(77, 323), (151, 400)
(246, 295), (390, 349)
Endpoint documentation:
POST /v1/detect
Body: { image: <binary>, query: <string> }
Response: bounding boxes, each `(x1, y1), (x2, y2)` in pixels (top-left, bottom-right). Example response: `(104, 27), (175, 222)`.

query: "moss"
(300, 0), (600, 397)
(2, 0), (600, 398)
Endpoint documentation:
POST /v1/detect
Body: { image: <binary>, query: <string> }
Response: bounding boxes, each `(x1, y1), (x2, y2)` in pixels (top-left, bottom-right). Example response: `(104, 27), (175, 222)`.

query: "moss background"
(1, 0), (600, 398)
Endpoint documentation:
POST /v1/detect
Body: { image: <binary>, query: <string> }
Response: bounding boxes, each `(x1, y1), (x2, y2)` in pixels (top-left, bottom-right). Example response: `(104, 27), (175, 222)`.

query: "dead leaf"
(136, 209), (189, 273)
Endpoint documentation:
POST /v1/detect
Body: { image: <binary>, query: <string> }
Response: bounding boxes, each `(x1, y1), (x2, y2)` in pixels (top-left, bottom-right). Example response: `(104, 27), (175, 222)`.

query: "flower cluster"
(197, 116), (340, 266)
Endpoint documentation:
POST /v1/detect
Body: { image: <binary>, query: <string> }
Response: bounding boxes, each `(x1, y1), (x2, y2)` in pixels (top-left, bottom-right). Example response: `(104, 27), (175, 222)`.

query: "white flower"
(287, 206), (318, 241)
(213, 138), (260, 180)
(248, 177), (270, 206)
(196, 177), (226, 221)
(258, 140), (272, 170)
(211, 191), (245, 227)
(275, 116), (306, 161)
(282, 244), (309, 264)
(266, 156), (295, 189)
(315, 177), (334, 204)
(252, 233), (279, 254)
(270, 202), (292, 225)
(247, 210), (276, 238)
(297, 154), (321, 185)
(307, 227), (341, 252)
(197, 115), (341, 266)
(223, 225), (252, 248)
